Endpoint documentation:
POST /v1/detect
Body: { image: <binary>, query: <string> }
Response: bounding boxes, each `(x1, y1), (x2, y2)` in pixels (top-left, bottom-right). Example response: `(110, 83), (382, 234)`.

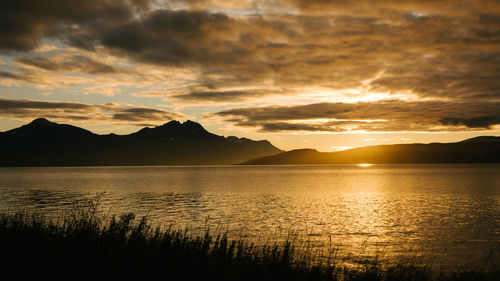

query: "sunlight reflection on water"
(0, 164), (499, 270)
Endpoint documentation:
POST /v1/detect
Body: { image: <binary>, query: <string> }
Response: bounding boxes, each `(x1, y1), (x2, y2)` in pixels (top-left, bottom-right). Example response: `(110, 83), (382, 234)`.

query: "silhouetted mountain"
(0, 119), (282, 166)
(6, 118), (95, 138)
(460, 136), (500, 143)
(242, 137), (500, 165)
(131, 120), (216, 139)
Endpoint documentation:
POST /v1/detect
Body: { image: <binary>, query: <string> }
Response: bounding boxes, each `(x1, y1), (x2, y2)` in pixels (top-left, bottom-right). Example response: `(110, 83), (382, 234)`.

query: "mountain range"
(0, 118), (282, 166)
(1, 118), (499, 166)
(242, 136), (500, 165)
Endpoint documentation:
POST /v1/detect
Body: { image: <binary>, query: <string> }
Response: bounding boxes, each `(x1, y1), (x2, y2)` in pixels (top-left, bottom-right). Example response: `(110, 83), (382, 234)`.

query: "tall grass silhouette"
(0, 199), (497, 281)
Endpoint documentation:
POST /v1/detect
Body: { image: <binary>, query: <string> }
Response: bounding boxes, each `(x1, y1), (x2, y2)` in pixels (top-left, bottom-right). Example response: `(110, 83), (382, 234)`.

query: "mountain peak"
(163, 120), (182, 126)
(4, 117), (94, 138)
(133, 120), (213, 138)
(181, 120), (207, 131)
(28, 118), (55, 126)
(157, 120), (201, 128)
(152, 120), (182, 131)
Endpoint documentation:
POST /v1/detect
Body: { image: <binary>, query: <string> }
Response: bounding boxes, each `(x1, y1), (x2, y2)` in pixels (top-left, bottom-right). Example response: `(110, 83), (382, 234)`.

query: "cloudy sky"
(1, 0), (499, 151)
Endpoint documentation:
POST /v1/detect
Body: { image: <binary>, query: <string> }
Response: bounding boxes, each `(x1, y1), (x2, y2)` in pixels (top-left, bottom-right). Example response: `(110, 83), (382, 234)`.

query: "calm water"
(0, 164), (499, 270)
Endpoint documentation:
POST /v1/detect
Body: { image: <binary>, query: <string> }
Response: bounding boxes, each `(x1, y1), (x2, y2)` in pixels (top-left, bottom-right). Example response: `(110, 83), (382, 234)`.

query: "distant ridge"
(242, 137), (500, 165)
(0, 118), (282, 166)
(459, 136), (500, 143)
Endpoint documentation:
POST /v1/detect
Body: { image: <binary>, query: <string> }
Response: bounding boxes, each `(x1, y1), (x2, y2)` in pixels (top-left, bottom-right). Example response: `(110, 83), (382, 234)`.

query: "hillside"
(242, 137), (500, 165)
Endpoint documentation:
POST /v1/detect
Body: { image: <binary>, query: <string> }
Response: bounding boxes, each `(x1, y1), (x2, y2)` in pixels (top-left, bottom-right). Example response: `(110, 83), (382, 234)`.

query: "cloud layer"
(208, 100), (500, 132)
(0, 0), (499, 133)
(0, 97), (186, 126)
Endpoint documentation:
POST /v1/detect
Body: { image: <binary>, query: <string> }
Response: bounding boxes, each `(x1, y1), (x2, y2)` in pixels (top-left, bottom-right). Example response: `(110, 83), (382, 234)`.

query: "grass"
(0, 199), (498, 281)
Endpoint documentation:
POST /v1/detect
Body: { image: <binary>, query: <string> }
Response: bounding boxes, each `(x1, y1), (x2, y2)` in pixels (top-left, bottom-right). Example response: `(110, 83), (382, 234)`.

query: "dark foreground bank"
(0, 201), (498, 281)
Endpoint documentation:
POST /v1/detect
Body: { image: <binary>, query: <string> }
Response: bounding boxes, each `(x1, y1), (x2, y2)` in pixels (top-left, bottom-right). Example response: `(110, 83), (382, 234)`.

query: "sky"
(0, 0), (499, 151)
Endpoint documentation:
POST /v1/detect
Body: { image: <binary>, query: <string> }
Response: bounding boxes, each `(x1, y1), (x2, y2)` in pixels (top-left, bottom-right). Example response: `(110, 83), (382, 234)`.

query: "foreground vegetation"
(0, 201), (497, 281)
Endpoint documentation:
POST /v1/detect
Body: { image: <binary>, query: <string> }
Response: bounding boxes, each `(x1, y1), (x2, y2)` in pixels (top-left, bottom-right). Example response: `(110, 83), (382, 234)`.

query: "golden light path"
(357, 163), (374, 167)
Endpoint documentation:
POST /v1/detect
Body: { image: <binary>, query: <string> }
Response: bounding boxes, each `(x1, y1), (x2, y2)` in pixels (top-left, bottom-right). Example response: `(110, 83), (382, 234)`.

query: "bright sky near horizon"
(1, 0), (499, 151)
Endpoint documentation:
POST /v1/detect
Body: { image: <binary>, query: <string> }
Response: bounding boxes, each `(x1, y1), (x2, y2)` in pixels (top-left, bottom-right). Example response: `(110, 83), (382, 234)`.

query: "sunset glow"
(0, 0), (499, 151)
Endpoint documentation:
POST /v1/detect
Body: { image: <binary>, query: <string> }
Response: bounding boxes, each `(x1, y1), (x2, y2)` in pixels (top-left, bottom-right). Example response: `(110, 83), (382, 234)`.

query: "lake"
(0, 164), (499, 270)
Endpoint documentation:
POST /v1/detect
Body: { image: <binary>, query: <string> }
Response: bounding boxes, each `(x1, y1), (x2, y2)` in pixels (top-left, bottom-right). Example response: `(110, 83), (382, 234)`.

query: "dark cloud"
(58, 8), (281, 89)
(208, 100), (500, 132)
(369, 51), (500, 101)
(16, 55), (116, 74)
(0, 0), (142, 52)
(0, 71), (23, 80)
(69, 9), (384, 89)
(172, 90), (276, 102)
(0, 98), (91, 111)
(285, 0), (499, 14)
(112, 107), (184, 122)
(0, 97), (186, 125)
(259, 120), (390, 132)
(0, 67), (81, 88)
(88, 9), (247, 67)
(441, 115), (500, 129)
